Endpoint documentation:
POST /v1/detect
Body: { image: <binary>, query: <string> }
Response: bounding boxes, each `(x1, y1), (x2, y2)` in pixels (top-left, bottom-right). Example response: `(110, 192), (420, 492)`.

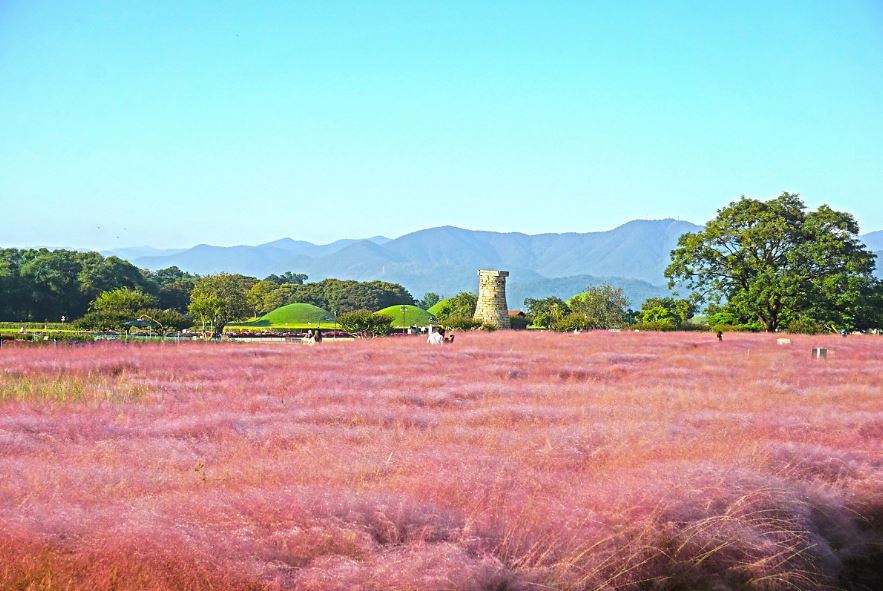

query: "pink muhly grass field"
(1, 331), (881, 590)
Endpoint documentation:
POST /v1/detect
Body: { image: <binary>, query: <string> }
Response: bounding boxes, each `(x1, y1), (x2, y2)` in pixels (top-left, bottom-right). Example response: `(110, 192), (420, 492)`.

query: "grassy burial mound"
(427, 297), (451, 317)
(241, 303), (333, 329)
(374, 304), (435, 328)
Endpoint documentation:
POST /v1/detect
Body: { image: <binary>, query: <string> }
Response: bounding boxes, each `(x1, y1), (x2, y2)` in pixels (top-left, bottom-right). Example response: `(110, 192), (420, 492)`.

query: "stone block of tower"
(473, 270), (511, 329)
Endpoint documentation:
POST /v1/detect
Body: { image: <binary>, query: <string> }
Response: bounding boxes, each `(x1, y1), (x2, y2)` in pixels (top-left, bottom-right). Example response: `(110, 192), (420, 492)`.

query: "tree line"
(0, 249), (195, 321)
(0, 249), (420, 336)
(2, 193), (881, 336)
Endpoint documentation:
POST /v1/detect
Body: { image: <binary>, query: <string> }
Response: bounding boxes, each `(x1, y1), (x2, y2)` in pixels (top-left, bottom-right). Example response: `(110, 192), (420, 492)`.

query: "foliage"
(509, 315), (529, 330)
(550, 312), (594, 332)
(246, 280), (289, 317)
(264, 272), (308, 285)
(630, 319), (678, 331)
(337, 309), (394, 337)
(638, 296), (697, 326)
(443, 316), (482, 330)
(0, 331), (96, 343)
(135, 308), (192, 332)
(188, 274), (254, 337)
(666, 193), (878, 332)
(285, 279), (414, 315)
(141, 267), (198, 313)
(524, 296), (569, 328)
(157, 280), (196, 314)
(0, 248), (150, 321)
(73, 310), (134, 331)
(91, 287), (158, 315)
(143, 266), (197, 288)
(705, 310), (762, 332)
(0, 322), (69, 330)
(417, 292), (442, 310)
(567, 284), (630, 329)
(430, 291), (477, 325)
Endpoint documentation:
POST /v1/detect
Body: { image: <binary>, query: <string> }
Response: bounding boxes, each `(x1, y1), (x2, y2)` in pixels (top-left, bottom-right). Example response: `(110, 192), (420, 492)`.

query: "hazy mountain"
(862, 231), (883, 252)
(101, 246), (186, 260)
(381, 219), (700, 283)
(257, 235), (390, 258)
(135, 244), (309, 277)
(859, 233), (883, 279)
(122, 220), (700, 306)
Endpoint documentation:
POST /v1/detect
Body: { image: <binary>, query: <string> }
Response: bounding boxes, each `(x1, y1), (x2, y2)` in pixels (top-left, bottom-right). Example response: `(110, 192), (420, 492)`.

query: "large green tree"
(264, 272), (308, 285)
(188, 273), (255, 337)
(0, 248), (148, 321)
(565, 284), (630, 329)
(638, 296), (697, 327)
(666, 194), (878, 332)
(418, 292), (442, 311)
(75, 287), (190, 333)
(431, 291), (478, 324)
(246, 280), (289, 316)
(524, 296), (570, 328)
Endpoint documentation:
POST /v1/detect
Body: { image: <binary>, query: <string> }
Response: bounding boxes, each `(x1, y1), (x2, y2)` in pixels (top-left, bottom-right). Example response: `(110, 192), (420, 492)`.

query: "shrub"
(713, 323), (762, 333)
(509, 315), (529, 330)
(785, 317), (830, 334)
(551, 313), (593, 332)
(136, 308), (193, 332)
(629, 320), (679, 331)
(443, 316), (482, 330)
(338, 310), (394, 337)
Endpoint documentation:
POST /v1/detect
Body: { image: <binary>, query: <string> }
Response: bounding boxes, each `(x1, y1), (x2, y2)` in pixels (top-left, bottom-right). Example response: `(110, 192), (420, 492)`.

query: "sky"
(1, 1), (882, 250)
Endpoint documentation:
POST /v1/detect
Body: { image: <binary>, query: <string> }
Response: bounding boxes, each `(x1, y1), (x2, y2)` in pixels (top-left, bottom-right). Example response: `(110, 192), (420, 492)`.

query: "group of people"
(426, 327), (454, 345)
(303, 329), (323, 345)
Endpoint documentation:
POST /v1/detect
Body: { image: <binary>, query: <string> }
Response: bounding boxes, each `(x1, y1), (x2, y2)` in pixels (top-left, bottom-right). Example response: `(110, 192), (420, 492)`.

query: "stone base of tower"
(473, 270), (511, 329)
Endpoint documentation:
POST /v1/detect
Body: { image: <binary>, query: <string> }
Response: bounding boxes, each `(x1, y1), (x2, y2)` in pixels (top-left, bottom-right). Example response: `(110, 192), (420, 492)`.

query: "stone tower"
(473, 270), (510, 329)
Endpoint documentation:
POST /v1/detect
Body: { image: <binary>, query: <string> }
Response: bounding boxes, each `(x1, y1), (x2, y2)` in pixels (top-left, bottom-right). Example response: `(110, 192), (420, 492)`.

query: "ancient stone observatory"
(473, 270), (511, 329)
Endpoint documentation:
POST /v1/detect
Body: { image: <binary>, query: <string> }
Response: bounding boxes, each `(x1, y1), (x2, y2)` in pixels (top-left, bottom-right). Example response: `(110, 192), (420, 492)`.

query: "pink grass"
(1, 332), (881, 590)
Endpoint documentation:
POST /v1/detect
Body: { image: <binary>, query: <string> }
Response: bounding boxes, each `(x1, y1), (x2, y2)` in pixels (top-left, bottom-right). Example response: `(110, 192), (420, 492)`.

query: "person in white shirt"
(426, 327), (444, 345)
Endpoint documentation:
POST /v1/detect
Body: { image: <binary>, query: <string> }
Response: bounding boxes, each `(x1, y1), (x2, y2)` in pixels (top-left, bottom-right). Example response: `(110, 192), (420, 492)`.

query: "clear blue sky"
(2, 1), (882, 249)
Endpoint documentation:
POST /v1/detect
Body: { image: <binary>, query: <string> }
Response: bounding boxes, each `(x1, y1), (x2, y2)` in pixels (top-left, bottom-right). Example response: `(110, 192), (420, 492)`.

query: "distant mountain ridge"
(113, 220), (700, 306)
(107, 221), (883, 307)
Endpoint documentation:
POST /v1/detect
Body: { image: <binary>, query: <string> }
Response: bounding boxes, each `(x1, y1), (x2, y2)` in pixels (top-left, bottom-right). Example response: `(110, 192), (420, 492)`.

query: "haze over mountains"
(106, 220), (883, 308)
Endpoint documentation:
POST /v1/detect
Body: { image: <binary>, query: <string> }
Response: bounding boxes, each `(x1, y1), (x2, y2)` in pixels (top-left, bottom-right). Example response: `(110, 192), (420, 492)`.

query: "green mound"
(375, 304), (435, 328)
(248, 303), (333, 327)
(427, 298), (452, 317)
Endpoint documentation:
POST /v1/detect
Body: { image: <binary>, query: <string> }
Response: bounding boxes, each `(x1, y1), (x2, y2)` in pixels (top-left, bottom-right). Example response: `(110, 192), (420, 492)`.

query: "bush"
(0, 332), (96, 343)
(509, 315), (529, 330)
(0, 322), (69, 330)
(629, 320), (679, 331)
(338, 310), (394, 338)
(713, 323), (762, 333)
(551, 313), (593, 332)
(443, 316), (482, 330)
(707, 311), (762, 332)
(785, 317), (830, 334)
(74, 310), (132, 331)
(136, 308), (193, 332)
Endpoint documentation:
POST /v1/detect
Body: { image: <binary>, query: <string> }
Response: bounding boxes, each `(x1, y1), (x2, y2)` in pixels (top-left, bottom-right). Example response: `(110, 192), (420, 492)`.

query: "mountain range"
(106, 220), (883, 308)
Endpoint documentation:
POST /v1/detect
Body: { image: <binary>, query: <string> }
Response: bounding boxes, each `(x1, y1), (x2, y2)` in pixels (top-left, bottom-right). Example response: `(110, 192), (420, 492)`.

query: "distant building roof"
(508, 310), (525, 317)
